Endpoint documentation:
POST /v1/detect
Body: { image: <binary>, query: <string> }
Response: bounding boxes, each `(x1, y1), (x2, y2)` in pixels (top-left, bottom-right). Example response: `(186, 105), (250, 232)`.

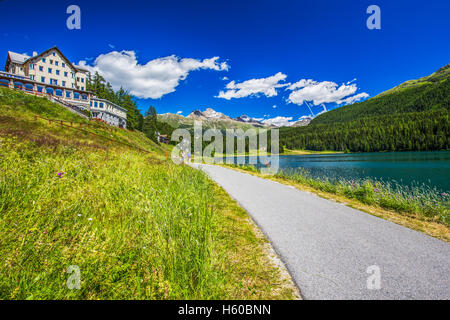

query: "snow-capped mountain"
(159, 107), (312, 129)
(292, 116), (312, 127)
(187, 108), (232, 120)
(234, 114), (264, 125)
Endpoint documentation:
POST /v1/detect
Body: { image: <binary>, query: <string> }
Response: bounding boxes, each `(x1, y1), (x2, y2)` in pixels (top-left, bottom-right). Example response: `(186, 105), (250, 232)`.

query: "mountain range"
(158, 107), (311, 130)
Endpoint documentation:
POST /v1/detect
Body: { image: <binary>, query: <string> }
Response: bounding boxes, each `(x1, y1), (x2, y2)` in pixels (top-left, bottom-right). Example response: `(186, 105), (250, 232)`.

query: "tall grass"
(0, 87), (296, 299)
(0, 137), (221, 299)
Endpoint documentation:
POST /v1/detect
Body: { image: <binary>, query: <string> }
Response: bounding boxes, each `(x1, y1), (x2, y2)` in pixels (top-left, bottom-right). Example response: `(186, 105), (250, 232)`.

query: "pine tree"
(143, 106), (158, 142)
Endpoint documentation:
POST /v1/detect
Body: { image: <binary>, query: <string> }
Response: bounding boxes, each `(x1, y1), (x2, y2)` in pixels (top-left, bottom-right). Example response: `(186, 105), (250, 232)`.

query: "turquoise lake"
(227, 151), (450, 192)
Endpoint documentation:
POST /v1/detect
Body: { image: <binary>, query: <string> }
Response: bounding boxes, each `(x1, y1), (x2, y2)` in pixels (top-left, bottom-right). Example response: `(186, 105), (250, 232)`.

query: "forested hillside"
(280, 65), (450, 152)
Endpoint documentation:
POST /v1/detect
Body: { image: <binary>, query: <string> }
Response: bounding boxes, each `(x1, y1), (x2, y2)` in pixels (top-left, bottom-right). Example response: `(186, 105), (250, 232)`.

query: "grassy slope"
(0, 88), (297, 299)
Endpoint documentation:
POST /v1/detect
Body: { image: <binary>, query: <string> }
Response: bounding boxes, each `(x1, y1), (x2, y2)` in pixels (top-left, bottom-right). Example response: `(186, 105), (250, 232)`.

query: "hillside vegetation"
(280, 65), (450, 152)
(0, 88), (296, 299)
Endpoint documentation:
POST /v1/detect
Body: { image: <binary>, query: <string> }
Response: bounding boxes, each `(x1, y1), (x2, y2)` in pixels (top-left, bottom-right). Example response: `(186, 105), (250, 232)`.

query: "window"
(66, 91), (71, 98)
(71, 73), (75, 78)
(94, 102), (98, 107)
(52, 52), (56, 56)
(50, 60), (53, 65)
(56, 70), (60, 75)
(99, 102), (104, 108)
(62, 81), (66, 86)
(41, 76), (45, 83)
(74, 92), (80, 99)
(64, 72), (68, 77)
(50, 79), (58, 85)
(42, 58), (46, 63)
(30, 75), (35, 80)
(30, 64), (35, 70)
(81, 87), (84, 91)
(77, 77), (80, 82)
(55, 61), (59, 66)
(39, 66), (43, 71)
(48, 68), (52, 73)
(62, 63), (66, 68)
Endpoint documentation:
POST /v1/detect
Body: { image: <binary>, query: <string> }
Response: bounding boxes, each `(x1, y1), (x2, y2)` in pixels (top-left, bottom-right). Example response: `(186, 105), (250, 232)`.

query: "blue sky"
(1, 0), (449, 124)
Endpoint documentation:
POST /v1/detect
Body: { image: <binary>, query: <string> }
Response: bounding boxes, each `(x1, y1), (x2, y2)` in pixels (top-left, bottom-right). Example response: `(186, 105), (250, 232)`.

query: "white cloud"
(176, 110), (183, 114)
(286, 79), (317, 91)
(221, 76), (229, 81)
(108, 44), (115, 49)
(217, 72), (288, 100)
(272, 105), (277, 109)
(262, 116), (295, 127)
(287, 78), (368, 106)
(78, 50), (229, 99)
(336, 92), (369, 105)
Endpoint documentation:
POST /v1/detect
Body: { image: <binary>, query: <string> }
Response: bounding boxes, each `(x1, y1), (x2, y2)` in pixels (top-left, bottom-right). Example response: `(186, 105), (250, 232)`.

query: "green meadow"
(0, 88), (296, 299)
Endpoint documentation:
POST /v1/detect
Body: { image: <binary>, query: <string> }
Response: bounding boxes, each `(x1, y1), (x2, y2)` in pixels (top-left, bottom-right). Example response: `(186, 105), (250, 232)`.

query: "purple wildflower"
(57, 171), (66, 178)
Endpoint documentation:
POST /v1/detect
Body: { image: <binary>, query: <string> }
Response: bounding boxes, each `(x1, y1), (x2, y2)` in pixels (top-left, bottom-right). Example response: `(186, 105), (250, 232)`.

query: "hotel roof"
(8, 51), (31, 64)
(7, 46), (89, 74)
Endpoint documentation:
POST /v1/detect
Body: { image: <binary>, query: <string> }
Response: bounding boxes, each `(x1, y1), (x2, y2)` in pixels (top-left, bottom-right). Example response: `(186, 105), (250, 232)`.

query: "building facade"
(1, 47), (127, 128)
(90, 98), (127, 128)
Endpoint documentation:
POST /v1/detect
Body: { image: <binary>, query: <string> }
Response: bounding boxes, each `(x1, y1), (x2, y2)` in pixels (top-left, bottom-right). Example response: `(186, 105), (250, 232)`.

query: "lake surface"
(225, 151), (450, 192)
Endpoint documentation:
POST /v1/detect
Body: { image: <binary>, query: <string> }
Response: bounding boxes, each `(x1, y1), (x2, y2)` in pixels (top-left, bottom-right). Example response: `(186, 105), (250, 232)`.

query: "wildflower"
(57, 171), (66, 178)
(77, 214), (82, 217)
(43, 230), (48, 234)
(373, 188), (379, 192)
(88, 218), (93, 221)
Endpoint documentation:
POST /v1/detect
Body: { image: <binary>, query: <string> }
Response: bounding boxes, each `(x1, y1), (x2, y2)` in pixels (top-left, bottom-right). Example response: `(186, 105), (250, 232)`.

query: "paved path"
(191, 163), (450, 300)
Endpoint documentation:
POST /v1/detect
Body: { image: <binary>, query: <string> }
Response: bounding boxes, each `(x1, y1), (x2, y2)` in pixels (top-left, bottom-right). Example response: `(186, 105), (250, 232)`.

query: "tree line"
(280, 75), (450, 152)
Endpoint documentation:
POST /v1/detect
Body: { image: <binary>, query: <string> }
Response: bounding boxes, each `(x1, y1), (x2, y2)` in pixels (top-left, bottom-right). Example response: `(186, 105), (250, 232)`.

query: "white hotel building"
(1, 46), (127, 128)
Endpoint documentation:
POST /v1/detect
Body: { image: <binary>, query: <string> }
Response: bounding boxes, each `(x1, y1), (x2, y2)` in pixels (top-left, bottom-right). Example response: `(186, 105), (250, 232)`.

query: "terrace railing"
(0, 71), (32, 81)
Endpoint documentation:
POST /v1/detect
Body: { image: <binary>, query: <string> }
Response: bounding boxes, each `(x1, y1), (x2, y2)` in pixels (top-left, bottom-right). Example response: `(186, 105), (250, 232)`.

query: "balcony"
(0, 71), (32, 81)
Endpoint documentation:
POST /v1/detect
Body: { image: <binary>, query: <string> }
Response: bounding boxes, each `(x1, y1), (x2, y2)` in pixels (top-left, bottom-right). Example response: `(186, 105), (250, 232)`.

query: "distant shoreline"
(212, 149), (343, 158)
